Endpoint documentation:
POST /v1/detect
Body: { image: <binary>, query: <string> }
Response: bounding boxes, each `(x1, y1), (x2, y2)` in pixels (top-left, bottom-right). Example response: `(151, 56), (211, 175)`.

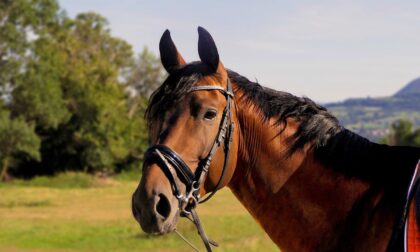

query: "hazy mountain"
(325, 78), (420, 142)
(395, 77), (420, 97)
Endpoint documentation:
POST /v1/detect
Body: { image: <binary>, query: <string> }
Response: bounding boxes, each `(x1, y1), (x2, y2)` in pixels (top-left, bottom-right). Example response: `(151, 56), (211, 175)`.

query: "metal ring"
(191, 181), (200, 191)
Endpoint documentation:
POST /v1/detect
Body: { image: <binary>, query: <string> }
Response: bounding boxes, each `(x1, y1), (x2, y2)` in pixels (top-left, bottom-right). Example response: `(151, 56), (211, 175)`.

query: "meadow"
(0, 173), (277, 252)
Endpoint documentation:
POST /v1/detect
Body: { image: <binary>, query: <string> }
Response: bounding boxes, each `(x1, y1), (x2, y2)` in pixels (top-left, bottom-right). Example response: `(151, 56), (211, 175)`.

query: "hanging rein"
(143, 78), (235, 252)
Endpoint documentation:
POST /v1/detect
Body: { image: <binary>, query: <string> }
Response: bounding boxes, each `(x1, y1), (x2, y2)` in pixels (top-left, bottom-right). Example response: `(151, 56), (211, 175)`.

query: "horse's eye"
(204, 110), (217, 121)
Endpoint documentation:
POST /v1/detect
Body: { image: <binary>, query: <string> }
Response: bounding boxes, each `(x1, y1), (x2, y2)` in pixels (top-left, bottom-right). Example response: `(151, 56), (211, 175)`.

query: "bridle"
(143, 78), (235, 252)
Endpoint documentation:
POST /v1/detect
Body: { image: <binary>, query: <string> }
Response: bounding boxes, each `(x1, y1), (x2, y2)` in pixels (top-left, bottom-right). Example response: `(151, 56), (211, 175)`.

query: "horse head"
(132, 27), (239, 236)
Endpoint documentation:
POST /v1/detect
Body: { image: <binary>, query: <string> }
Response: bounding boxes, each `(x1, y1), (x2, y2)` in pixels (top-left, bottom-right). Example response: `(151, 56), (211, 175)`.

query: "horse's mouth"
(141, 220), (177, 235)
(160, 212), (179, 234)
(137, 210), (180, 235)
(151, 223), (176, 235)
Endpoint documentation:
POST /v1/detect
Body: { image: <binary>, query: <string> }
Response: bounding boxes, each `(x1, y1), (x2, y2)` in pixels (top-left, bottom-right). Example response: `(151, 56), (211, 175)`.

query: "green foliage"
(1, 1), (161, 177)
(0, 108), (40, 180)
(126, 47), (165, 150)
(381, 119), (420, 147)
(53, 13), (143, 171)
(28, 12), (145, 173)
(127, 47), (165, 99)
(13, 37), (70, 129)
(0, 0), (59, 96)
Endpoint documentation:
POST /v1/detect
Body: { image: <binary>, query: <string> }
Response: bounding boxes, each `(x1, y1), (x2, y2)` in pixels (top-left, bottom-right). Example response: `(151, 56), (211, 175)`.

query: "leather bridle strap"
(194, 83), (234, 204)
(146, 145), (195, 185)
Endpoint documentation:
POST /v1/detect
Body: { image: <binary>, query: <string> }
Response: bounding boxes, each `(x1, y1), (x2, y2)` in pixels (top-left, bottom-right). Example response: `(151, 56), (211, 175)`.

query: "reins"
(143, 78), (235, 252)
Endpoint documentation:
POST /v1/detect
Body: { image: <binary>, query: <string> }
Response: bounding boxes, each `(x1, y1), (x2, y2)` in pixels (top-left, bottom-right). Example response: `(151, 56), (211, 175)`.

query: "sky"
(59, 0), (420, 102)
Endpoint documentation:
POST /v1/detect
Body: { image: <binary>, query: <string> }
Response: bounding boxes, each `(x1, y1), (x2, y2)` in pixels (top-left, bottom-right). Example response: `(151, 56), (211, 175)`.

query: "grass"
(0, 172), (101, 189)
(0, 173), (278, 252)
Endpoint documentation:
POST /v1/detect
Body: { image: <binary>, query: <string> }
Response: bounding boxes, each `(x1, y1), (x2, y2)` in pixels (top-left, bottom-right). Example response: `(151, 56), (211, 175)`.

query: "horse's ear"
(197, 26), (219, 72)
(159, 29), (186, 73)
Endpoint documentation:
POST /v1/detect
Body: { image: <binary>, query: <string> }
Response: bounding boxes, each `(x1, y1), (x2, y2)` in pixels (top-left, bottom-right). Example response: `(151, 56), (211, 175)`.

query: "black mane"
(227, 70), (342, 155)
(227, 70), (419, 184)
(315, 128), (419, 185)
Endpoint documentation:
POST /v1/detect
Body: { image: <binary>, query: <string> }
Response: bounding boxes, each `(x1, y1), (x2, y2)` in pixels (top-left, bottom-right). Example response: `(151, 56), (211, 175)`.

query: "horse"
(132, 27), (420, 252)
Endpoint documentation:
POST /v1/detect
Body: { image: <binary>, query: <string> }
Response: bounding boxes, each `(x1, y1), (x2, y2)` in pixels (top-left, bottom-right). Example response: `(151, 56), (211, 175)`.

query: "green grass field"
(0, 173), (277, 252)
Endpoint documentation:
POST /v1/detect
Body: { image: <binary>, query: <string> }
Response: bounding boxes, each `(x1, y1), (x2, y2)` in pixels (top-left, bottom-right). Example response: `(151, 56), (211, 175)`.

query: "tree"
(12, 36), (70, 129)
(27, 12), (143, 173)
(0, 0), (63, 178)
(0, 108), (40, 181)
(127, 47), (165, 98)
(126, 47), (165, 118)
(1, 1), (157, 177)
(412, 129), (420, 146)
(381, 119), (420, 147)
(0, 0), (59, 98)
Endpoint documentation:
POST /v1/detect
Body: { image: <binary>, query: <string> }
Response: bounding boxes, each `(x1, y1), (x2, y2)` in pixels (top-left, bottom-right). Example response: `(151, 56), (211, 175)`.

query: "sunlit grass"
(0, 174), (277, 252)
(0, 172), (102, 189)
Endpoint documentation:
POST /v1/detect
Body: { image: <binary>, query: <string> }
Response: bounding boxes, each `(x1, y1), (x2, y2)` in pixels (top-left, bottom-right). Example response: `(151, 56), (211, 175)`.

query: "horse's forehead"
(196, 74), (222, 86)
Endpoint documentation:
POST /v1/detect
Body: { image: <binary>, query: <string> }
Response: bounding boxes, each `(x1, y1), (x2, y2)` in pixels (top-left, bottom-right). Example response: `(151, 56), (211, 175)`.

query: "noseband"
(143, 78), (234, 251)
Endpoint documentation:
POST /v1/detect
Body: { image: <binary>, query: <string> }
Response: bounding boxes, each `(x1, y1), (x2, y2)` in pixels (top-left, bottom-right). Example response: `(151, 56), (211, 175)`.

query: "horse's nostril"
(155, 193), (171, 220)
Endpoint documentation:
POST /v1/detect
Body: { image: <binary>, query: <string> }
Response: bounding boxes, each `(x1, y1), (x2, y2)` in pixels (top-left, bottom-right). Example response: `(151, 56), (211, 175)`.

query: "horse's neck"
(228, 101), (405, 251)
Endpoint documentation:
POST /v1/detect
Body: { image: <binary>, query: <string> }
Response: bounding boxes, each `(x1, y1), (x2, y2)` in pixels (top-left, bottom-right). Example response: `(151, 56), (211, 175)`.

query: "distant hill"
(325, 78), (420, 142)
(395, 77), (420, 97)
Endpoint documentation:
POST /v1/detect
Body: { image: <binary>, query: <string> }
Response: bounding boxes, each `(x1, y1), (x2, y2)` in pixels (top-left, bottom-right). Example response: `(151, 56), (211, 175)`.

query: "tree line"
(0, 0), (164, 180)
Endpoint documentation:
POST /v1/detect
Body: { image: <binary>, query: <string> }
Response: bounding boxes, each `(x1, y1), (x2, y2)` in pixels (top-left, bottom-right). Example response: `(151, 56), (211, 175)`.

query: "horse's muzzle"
(132, 169), (180, 235)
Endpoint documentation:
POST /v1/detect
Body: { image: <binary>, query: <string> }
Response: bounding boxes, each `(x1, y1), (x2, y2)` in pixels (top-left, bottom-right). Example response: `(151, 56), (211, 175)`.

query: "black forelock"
(145, 62), (221, 131)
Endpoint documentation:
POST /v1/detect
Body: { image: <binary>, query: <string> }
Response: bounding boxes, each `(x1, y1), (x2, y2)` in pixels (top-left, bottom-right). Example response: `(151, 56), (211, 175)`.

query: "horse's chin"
(139, 211), (180, 235)
(154, 217), (178, 235)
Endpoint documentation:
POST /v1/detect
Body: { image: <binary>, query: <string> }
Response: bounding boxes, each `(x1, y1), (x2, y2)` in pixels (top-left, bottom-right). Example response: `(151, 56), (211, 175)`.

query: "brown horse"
(132, 27), (420, 252)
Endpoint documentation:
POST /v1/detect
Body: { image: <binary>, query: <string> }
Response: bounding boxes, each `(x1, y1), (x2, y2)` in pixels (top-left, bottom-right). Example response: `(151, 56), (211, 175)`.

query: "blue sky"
(59, 0), (420, 102)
